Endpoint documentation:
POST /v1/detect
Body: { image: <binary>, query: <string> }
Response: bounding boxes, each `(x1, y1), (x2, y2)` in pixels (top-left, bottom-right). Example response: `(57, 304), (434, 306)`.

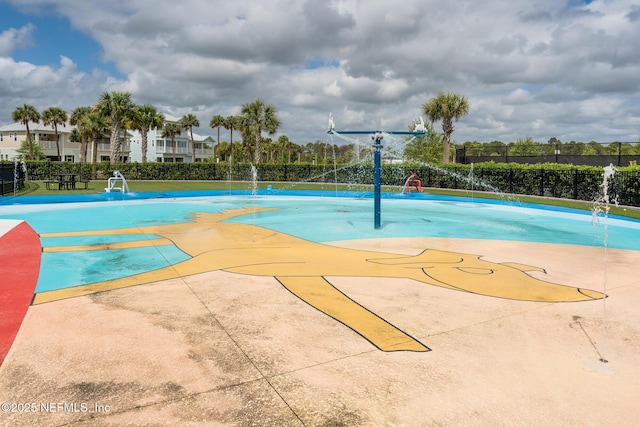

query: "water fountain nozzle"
(413, 116), (427, 133)
(327, 113), (336, 133)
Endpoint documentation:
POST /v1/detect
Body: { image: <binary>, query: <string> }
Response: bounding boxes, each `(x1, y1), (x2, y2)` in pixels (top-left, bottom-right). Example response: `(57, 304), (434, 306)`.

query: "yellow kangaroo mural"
(37, 208), (605, 352)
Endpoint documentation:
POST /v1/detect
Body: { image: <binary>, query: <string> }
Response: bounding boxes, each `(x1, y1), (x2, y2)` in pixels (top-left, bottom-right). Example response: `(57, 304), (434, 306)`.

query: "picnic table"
(44, 174), (90, 190)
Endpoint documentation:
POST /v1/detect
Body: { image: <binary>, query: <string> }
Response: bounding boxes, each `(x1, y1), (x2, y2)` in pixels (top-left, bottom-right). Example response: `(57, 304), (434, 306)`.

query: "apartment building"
(128, 114), (216, 163)
(0, 121), (129, 162)
(1, 113), (215, 163)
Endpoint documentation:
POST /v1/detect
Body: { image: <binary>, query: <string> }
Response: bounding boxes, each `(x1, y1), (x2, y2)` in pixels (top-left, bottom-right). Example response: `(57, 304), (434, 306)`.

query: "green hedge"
(22, 161), (640, 206)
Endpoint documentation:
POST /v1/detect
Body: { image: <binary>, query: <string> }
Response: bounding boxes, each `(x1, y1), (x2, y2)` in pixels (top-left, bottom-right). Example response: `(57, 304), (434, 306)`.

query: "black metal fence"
(457, 152), (640, 167)
(456, 142), (640, 167)
(402, 165), (639, 207)
(0, 162), (25, 195)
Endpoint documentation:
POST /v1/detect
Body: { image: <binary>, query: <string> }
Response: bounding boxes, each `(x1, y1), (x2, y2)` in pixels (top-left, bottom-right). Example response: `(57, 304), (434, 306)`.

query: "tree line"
(13, 89), (638, 167)
(10, 93), (283, 164)
(461, 137), (640, 157)
(10, 90), (474, 165)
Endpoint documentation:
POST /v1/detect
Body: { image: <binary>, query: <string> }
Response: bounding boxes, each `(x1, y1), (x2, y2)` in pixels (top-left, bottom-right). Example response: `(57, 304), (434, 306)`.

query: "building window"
(0, 133), (3, 141)
(13, 133), (18, 141)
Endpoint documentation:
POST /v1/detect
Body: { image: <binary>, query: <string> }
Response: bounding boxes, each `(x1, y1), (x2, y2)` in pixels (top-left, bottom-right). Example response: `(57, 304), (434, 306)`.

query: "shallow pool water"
(2, 192), (638, 293)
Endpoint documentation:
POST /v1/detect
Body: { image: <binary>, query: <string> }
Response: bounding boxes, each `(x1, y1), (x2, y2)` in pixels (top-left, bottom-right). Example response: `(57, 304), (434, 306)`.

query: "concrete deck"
(1, 233), (639, 426)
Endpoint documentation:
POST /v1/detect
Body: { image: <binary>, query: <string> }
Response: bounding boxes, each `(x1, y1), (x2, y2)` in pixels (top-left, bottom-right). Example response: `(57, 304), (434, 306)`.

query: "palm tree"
(132, 105), (164, 163)
(224, 115), (242, 164)
(215, 141), (230, 161)
(69, 106), (92, 162)
(69, 107), (108, 167)
(277, 135), (291, 163)
(266, 138), (277, 163)
(120, 111), (138, 163)
(180, 113), (200, 161)
(83, 112), (110, 166)
(94, 91), (135, 164)
(237, 139), (252, 163)
(69, 128), (81, 146)
(240, 99), (281, 164)
(162, 122), (181, 163)
(41, 107), (68, 161)
(422, 92), (469, 163)
(210, 114), (225, 160)
(12, 104), (41, 159)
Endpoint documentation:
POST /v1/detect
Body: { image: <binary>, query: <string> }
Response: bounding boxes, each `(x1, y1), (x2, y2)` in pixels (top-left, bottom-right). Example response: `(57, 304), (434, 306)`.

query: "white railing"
(105, 170), (130, 193)
(157, 146), (189, 154)
(97, 142), (131, 152)
(39, 141), (57, 150)
(39, 140), (80, 150)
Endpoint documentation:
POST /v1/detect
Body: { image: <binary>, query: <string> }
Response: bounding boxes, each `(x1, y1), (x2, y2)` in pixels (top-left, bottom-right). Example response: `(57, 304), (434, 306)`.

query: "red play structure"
(404, 173), (423, 193)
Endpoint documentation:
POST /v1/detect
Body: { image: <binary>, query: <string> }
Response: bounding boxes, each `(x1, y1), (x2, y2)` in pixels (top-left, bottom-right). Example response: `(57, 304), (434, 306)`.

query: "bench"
(75, 179), (90, 190)
(44, 180), (62, 190)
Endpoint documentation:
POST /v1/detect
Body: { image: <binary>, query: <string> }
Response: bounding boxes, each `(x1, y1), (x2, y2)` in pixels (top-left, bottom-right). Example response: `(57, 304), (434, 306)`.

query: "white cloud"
(505, 88), (533, 105)
(323, 80), (342, 97)
(1, 0), (639, 145)
(0, 24), (34, 56)
(579, 96), (624, 118)
(339, 105), (366, 127)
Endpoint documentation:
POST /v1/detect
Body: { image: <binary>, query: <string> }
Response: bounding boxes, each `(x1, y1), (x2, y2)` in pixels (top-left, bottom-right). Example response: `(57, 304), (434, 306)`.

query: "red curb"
(0, 221), (41, 366)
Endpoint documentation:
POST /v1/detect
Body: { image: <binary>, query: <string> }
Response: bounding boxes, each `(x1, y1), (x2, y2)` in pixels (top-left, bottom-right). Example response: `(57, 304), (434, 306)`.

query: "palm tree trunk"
(92, 139), (98, 163)
(229, 128), (234, 164)
(216, 127), (220, 161)
(55, 126), (61, 161)
(141, 129), (148, 163)
(121, 128), (127, 163)
(442, 118), (454, 164)
(109, 123), (121, 164)
(254, 133), (262, 164)
(26, 124), (33, 159)
(189, 129), (194, 162)
(91, 139), (98, 178)
(80, 137), (87, 163)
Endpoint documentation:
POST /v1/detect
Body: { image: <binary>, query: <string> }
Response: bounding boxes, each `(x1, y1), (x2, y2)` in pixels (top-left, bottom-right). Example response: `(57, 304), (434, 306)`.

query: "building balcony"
(39, 141), (58, 150)
(97, 143), (131, 152)
(157, 146), (189, 154)
(194, 148), (214, 156)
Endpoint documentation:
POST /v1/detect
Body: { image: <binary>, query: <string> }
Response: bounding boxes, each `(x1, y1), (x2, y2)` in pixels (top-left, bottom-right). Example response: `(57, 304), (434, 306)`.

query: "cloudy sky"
(1, 0), (639, 146)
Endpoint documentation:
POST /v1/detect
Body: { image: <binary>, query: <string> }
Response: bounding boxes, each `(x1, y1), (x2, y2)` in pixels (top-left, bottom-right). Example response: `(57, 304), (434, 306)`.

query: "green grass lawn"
(10, 179), (640, 220)
(15, 180), (373, 196)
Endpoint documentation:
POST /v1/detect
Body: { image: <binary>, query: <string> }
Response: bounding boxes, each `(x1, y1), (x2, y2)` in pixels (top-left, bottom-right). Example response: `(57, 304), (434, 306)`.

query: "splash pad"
(1, 171), (639, 424)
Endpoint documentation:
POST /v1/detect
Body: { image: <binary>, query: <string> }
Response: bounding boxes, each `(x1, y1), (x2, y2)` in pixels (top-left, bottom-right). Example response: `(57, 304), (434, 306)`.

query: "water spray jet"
(327, 113), (427, 229)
